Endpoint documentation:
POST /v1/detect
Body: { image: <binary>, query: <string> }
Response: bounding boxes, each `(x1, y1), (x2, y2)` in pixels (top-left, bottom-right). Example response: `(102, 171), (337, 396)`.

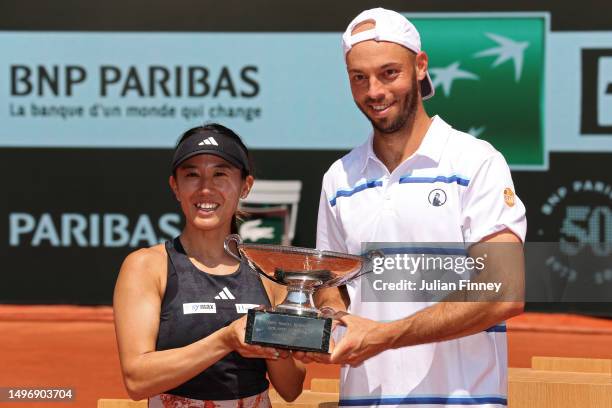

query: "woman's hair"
(173, 123), (254, 234)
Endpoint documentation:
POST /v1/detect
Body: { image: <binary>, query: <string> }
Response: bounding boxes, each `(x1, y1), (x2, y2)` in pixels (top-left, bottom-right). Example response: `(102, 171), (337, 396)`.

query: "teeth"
(372, 104), (390, 111)
(196, 203), (219, 210)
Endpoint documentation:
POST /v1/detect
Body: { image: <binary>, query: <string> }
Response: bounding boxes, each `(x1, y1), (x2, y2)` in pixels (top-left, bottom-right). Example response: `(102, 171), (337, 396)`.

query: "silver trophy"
(224, 234), (379, 353)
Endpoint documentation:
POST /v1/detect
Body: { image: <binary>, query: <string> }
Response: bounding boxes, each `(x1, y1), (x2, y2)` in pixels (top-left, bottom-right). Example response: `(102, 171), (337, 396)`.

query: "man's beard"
(360, 74), (419, 134)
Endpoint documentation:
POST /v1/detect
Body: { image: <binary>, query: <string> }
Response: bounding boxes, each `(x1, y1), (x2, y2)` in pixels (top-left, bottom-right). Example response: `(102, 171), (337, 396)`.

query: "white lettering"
(159, 213), (182, 242)
(90, 214), (100, 246)
(103, 214), (130, 247)
(129, 214), (157, 247)
(32, 213), (60, 246)
(61, 213), (88, 246)
(8, 212), (182, 248)
(9, 213), (35, 246)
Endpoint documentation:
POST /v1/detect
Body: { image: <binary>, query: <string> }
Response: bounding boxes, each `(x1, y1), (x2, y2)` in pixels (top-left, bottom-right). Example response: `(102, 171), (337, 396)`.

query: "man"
(306, 8), (527, 408)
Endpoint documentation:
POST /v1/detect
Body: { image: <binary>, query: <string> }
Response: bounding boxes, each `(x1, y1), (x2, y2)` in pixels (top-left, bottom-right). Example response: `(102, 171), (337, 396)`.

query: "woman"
(113, 123), (305, 407)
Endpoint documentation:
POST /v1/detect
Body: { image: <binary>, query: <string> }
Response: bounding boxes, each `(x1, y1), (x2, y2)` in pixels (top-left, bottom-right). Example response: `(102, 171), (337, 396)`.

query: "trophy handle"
(366, 249), (385, 260)
(224, 234), (243, 262)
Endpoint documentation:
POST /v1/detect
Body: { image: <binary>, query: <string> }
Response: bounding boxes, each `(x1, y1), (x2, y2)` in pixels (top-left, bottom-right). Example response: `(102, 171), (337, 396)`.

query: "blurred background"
(0, 1), (610, 407)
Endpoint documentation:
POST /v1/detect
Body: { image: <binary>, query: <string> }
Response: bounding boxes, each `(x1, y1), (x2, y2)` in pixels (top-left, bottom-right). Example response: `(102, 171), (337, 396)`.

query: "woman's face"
(169, 154), (253, 233)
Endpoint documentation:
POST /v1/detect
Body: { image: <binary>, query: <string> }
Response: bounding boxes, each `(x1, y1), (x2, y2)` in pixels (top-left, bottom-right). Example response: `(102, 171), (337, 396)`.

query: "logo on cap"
(199, 137), (218, 146)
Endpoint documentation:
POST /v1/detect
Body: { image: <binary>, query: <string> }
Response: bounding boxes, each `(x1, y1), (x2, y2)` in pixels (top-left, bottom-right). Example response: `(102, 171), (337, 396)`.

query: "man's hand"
(330, 314), (393, 367)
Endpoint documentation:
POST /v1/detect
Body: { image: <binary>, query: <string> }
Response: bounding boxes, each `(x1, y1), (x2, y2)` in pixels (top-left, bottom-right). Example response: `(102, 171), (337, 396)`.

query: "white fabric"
(341, 7), (435, 100)
(342, 8), (422, 56)
(317, 116), (526, 407)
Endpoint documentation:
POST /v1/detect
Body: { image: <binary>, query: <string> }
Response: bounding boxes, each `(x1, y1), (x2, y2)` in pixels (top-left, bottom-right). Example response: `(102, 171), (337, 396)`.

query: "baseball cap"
(342, 7), (435, 100)
(171, 129), (251, 174)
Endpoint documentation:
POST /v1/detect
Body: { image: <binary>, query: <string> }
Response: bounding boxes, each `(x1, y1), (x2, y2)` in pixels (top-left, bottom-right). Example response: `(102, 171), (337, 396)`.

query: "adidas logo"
(198, 137), (218, 146)
(214, 287), (235, 300)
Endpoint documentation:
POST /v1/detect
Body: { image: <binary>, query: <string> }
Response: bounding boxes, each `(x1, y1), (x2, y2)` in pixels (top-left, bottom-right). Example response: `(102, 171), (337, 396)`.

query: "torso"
(320, 116), (525, 407)
(150, 237), (282, 401)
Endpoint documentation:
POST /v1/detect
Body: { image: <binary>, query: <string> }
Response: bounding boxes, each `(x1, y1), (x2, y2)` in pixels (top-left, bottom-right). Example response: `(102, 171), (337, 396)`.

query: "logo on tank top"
(183, 302), (217, 314)
(214, 287), (235, 300)
(235, 304), (260, 313)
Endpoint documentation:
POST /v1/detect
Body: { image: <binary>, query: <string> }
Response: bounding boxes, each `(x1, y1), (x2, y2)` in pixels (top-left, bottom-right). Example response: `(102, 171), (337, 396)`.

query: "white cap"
(342, 7), (435, 100)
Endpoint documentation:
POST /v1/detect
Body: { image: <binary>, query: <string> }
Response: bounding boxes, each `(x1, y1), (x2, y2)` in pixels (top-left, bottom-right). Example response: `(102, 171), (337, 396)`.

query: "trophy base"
(245, 308), (332, 353)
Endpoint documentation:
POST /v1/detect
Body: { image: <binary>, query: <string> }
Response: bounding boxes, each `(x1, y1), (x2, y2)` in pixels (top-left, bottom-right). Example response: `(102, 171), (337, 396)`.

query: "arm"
(331, 230), (524, 366)
(114, 248), (279, 400)
(262, 281), (305, 401)
(266, 353), (305, 401)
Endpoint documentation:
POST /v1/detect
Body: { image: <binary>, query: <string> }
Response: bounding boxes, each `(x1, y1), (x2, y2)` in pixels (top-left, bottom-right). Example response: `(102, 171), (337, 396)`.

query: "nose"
(198, 174), (215, 192)
(366, 76), (385, 101)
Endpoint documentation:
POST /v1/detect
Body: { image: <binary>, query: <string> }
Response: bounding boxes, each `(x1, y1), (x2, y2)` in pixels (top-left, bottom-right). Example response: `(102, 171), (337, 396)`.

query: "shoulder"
(446, 127), (498, 162)
(121, 243), (167, 272)
(117, 243), (168, 293)
(441, 124), (509, 179)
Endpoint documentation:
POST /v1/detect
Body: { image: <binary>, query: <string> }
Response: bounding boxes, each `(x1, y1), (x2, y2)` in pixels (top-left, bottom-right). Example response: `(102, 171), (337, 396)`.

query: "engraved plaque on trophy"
(224, 234), (379, 353)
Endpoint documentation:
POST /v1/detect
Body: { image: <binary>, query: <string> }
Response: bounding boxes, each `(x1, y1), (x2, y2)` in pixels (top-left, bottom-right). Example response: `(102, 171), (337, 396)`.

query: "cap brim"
(421, 71), (435, 100)
(173, 150), (245, 173)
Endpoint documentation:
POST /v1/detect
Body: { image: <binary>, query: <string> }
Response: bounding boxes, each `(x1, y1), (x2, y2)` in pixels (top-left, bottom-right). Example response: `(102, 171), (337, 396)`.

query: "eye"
(384, 68), (399, 78)
(186, 171), (199, 178)
(351, 73), (366, 83)
(214, 170), (229, 177)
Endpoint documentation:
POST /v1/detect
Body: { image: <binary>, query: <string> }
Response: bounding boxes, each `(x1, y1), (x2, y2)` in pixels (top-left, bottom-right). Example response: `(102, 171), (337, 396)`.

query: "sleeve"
(461, 152), (527, 243)
(316, 175), (348, 253)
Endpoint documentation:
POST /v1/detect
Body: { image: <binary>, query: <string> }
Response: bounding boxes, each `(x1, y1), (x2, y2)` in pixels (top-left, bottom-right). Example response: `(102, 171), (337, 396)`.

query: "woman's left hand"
(223, 315), (289, 360)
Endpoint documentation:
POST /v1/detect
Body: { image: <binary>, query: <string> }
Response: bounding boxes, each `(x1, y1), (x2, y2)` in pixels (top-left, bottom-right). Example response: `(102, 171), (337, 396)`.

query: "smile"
(369, 102), (394, 115)
(195, 202), (220, 212)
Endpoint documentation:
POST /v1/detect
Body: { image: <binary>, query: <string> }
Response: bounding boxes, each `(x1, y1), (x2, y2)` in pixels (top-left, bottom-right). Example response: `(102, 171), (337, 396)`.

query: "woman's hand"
(223, 315), (288, 360)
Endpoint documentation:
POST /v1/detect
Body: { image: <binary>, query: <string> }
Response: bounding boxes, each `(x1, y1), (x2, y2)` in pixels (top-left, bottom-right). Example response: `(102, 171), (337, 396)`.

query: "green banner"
(410, 14), (546, 168)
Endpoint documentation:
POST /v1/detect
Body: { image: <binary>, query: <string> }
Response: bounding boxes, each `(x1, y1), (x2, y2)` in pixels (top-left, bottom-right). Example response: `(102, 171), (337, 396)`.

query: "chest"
(334, 176), (466, 252)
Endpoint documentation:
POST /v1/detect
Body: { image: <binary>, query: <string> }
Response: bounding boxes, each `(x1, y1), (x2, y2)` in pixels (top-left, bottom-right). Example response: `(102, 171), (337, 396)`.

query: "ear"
(169, 175), (180, 202)
(241, 175), (255, 199)
(415, 51), (429, 82)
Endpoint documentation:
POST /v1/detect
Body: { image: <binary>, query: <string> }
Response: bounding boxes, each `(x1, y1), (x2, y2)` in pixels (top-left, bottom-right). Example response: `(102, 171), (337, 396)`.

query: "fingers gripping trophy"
(224, 234), (380, 353)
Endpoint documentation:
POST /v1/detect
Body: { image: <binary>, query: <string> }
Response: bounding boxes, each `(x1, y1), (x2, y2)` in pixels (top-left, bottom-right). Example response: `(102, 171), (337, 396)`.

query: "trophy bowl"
(224, 234), (378, 353)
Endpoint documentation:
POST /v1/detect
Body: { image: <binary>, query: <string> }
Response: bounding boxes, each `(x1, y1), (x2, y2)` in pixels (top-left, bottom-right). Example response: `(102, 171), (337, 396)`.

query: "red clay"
(0, 306), (610, 408)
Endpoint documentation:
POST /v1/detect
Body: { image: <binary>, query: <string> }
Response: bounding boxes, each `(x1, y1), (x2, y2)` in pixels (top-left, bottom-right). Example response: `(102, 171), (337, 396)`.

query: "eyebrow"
(348, 62), (403, 74)
(213, 164), (233, 170)
(380, 62), (402, 69)
(179, 164), (198, 170)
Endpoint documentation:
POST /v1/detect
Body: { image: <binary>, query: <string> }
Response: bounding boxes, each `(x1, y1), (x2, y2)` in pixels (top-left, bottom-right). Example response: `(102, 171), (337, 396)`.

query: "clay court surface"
(1, 306), (611, 408)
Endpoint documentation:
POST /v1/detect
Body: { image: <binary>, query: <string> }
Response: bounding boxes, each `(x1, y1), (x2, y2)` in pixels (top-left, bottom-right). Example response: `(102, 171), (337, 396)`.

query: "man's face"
(346, 40), (422, 134)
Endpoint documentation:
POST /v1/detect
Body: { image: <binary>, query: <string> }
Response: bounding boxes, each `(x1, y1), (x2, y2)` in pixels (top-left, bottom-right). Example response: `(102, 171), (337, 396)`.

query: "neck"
(179, 223), (236, 267)
(372, 104), (432, 173)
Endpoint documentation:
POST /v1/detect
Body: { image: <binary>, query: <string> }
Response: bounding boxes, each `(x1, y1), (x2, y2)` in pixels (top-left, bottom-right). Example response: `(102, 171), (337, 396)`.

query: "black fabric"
(156, 237), (271, 400)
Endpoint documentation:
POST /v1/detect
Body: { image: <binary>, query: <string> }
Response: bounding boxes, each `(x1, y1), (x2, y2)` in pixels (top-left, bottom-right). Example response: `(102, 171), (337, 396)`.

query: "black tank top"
(155, 237), (272, 400)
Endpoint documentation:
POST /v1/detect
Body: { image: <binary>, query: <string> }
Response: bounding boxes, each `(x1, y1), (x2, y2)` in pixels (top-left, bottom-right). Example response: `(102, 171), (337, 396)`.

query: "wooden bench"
(101, 358), (612, 408)
(531, 356), (612, 374)
(508, 367), (612, 408)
